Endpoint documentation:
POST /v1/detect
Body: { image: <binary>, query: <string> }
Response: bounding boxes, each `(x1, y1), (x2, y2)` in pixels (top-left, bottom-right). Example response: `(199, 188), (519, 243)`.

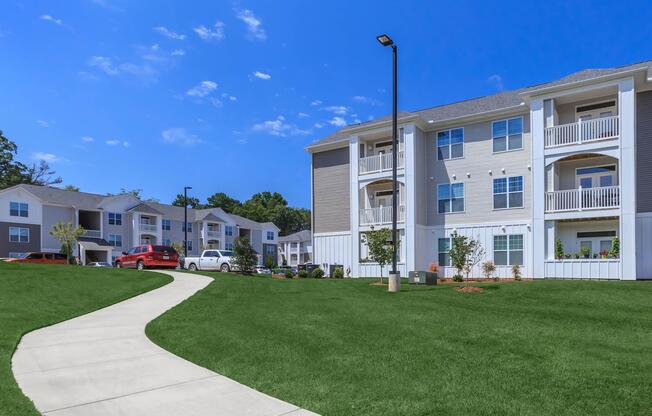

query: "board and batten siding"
(636, 90), (652, 213)
(312, 147), (351, 233)
(426, 113), (532, 226)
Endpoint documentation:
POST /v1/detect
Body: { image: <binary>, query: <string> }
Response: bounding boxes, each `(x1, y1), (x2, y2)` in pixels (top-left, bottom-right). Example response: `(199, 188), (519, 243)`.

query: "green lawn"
(147, 274), (652, 416)
(0, 262), (171, 415)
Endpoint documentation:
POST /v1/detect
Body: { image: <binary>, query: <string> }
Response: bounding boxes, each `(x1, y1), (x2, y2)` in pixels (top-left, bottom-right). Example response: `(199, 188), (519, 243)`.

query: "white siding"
(312, 232), (352, 276)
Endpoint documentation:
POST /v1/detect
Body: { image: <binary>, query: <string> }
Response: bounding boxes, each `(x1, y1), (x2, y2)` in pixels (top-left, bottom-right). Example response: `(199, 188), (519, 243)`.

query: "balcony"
(139, 223), (158, 232)
(206, 230), (221, 237)
(360, 205), (405, 226)
(545, 186), (620, 213)
(544, 259), (620, 279)
(544, 116), (619, 148)
(359, 151), (404, 175)
(84, 229), (101, 238)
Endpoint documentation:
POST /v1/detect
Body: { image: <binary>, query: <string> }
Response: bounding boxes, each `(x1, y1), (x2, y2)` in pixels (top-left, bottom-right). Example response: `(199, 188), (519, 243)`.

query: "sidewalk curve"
(12, 270), (318, 416)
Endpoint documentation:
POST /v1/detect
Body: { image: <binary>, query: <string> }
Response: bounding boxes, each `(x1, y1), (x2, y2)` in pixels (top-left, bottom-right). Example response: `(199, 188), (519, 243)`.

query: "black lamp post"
(377, 34), (400, 292)
(183, 186), (192, 257)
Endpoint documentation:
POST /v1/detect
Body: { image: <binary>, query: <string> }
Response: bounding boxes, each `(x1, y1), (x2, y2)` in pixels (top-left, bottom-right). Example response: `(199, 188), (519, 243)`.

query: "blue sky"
(1, 0), (650, 208)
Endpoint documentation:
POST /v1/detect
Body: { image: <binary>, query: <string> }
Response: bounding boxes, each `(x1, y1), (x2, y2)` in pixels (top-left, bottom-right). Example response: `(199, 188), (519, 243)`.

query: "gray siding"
(0, 222), (41, 256)
(250, 230), (263, 253)
(102, 211), (130, 250)
(414, 127), (428, 226)
(427, 113), (532, 226)
(313, 147), (351, 233)
(637, 90), (652, 212)
(42, 205), (75, 250)
(162, 219), (199, 255)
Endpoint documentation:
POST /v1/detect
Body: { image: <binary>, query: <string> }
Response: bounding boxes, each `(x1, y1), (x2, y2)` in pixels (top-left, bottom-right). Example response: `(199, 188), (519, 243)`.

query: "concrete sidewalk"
(12, 270), (318, 416)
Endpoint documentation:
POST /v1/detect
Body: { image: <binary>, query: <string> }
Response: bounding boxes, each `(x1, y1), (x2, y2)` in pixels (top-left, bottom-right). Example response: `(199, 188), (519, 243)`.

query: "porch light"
(488, 170), (492, 175)
(376, 34), (393, 46)
(466, 172), (471, 178)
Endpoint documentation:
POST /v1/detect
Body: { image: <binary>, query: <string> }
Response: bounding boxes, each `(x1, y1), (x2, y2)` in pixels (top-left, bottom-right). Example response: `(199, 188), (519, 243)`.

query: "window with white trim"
(437, 183), (465, 213)
(225, 226), (233, 236)
(10, 202), (28, 217)
(437, 128), (464, 160)
(492, 117), (523, 152)
(162, 219), (171, 231)
(266, 231), (274, 240)
(494, 234), (523, 265)
(493, 176), (524, 209)
(108, 234), (122, 247)
(9, 227), (29, 243)
(185, 240), (193, 251)
(108, 212), (122, 225)
(225, 242), (234, 250)
(438, 238), (451, 266)
(182, 222), (192, 232)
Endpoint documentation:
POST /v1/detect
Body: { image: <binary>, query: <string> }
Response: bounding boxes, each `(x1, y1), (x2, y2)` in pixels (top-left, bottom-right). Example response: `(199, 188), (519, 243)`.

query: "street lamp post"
(377, 34), (400, 293)
(183, 186), (192, 258)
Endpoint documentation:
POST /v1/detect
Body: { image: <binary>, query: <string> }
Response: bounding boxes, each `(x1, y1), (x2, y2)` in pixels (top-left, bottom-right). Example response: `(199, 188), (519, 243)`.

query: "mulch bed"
(455, 286), (485, 294)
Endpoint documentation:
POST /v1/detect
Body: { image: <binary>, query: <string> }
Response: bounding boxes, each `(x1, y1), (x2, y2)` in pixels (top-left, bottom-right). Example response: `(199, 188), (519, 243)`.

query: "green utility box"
(408, 271), (437, 285)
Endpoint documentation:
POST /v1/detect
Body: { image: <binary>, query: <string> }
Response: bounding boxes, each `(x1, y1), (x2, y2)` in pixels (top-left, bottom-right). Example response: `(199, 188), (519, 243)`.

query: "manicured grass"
(147, 274), (652, 415)
(0, 262), (171, 415)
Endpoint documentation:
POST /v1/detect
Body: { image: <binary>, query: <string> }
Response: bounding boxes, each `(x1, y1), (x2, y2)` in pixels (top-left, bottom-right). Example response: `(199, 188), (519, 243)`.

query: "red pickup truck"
(115, 245), (179, 270)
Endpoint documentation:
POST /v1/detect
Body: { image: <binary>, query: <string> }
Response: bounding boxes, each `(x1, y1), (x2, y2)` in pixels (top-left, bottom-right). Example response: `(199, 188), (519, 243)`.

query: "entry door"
(576, 166), (617, 189)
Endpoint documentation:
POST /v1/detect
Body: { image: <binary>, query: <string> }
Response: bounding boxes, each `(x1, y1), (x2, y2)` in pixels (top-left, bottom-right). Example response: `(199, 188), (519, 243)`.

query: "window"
(493, 176), (524, 209)
(438, 238), (451, 266)
(494, 234), (523, 265)
(265, 245), (275, 256)
(108, 212), (122, 225)
(266, 231), (274, 240)
(225, 226), (233, 236)
(10, 202), (28, 217)
(437, 183), (465, 213)
(9, 227), (29, 243)
(185, 240), (193, 251)
(225, 242), (234, 250)
(182, 222), (192, 232)
(162, 219), (171, 231)
(437, 128), (464, 160)
(493, 117), (523, 152)
(163, 239), (171, 246)
(108, 234), (122, 247)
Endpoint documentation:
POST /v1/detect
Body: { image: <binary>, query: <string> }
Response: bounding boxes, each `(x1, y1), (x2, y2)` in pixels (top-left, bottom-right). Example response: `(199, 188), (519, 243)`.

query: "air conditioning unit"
(408, 271), (437, 285)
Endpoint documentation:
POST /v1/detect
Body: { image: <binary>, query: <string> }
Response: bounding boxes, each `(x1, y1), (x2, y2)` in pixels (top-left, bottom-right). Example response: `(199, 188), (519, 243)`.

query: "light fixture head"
(376, 34), (393, 47)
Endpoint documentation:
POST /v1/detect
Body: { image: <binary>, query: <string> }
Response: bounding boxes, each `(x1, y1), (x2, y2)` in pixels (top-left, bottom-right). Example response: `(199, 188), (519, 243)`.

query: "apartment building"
(278, 230), (312, 267)
(0, 184), (279, 264)
(308, 59), (652, 280)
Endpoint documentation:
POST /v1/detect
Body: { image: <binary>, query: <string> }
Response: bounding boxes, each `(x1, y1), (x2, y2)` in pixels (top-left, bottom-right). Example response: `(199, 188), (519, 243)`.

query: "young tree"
(231, 237), (257, 274)
(50, 222), (86, 264)
(361, 226), (398, 284)
(449, 232), (471, 280)
(264, 254), (276, 270)
(463, 240), (485, 284)
(206, 192), (241, 212)
(481, 261), (497, 281)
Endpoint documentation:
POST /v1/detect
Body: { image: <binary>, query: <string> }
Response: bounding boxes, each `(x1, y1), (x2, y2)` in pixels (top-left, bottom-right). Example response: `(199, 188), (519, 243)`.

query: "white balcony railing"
(139, 223), (158, 232)
(84, 229), (101, 238)
(544, 116), (619, 148)
(360, 205), (405, 225)
(206, 230), (221, 237)
(545, 186), (620, 213)
(359, 151), (405, 174)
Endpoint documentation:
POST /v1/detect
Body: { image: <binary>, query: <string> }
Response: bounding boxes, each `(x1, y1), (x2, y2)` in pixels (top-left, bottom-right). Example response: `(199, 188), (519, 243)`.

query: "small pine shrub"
(555, 239), (564, 259)
(311, 268), (325, 279)
(332, 267), (344, 279)
(610, 237), (620, 259)
(452, 274), (464, 283)
(298, 270), (308, 279)
(512, 264), (522, 281)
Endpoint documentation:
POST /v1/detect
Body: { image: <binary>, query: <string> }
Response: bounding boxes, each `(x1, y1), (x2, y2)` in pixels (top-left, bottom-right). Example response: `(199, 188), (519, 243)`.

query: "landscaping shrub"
(297, 270), (308, 279)
(481, 261), (497, 281)
(311, 268), (325, 279)
(512, 264), (522, 281)
(610, 237), (620, 258)
(284, 269), (294, 279)
(452, 274), (464, 283)
(332, 267), (344, 279)
(555, 239), (564, 259)
(580, 246), (591, 259)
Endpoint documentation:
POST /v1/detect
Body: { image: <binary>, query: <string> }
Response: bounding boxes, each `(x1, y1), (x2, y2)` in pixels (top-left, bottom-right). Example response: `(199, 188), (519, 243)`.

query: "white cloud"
(236, 9), (266, 41)
(298, 112), (309, 118)
(88, 56), (119, 76)
(193, 21), (225, 41)
(352, 95), (380, 105)
(171, 49), (185, 56)
(310, 100), (322, 106)
(186, 80), (218, 97)
(253, 71), (271, 80)
(161, 128), (202, 146)
(32, 152), (62, 162)
(106, 139), (129, 147)
(81, 136), (94, 142)
(252, 116), (310, 137)
(488, 74), (504, 91)
(153, 26), (186, 40)
(323, 105), (349, 116)
(210, 97), (223, 108)
(314, 122), (325, 129)
(329, 116), (347, 127)
(40, 14), (63, 25)
(36, 120), (50, 128)
(221, 93), (237, 101)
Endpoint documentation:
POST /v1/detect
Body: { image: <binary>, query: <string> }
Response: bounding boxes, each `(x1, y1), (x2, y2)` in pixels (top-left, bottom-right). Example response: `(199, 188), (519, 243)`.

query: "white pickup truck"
(184, 250), (234, 272)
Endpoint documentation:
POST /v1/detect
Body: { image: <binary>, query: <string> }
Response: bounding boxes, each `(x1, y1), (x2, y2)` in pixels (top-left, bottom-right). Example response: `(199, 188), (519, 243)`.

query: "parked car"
(87, 262), (113, 267)
(115, 245), (179, 270)
(184, 250), (233, 272)
(4, 252), (68, 264)
(254, 266), (271, 274)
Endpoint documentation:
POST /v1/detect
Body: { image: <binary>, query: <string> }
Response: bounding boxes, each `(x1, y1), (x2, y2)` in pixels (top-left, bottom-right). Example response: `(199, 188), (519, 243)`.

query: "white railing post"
(578, 186), (583, 211)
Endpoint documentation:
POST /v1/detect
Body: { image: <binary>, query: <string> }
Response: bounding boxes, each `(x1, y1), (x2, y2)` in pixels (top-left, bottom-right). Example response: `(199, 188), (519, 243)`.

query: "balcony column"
(619, 77), (636, 280)
(545, 220), (556, 260)
(403, 124), (416, 273)
(349, 135), (360, 277)
(531, 98), (546, 279)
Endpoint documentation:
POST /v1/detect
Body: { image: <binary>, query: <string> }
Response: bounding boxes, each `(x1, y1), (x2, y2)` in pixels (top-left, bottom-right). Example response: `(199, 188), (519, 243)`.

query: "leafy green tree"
(233, 192), (288, 223)
(264, 254), (276, 270)
(555, 239), (564, 259)
(172, 193), (203, 208)
(64, 185), (80, 192)
(361, 226), (398, 284)
(449, 232), (472, 280)
(1, 130), (62, 189)
(206, 192), (241, 212)
(171, 241), (185, 257)
(50, 222), (86, 264)
(231, 237), (257, 274)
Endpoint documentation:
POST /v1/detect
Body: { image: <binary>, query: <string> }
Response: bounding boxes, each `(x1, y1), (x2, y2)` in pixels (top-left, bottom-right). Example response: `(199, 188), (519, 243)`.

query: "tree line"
(0, 130), (62, 189)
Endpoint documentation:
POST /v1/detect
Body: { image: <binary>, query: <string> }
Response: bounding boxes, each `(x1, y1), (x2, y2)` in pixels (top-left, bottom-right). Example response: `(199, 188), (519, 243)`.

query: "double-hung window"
(437, 128), (464, 160)
(225, 226), (233, 236)
(108, 234), (122, 247)
(437, 183), (465, 213)
(163, 239), (171, 246)
(225, 242), (234, 250)
(108, 212), (122, 225)
(492, 117), (523, 152)
(185, 240), (193, 251)
(9, 227), (29, 243)
(266, 231), (274, 241)
(493, 176), (524, 209)
(10, 202), (28, 217)
(162, 219), (171, 231)
(182, 222), (192, 233)
(493, 234), (523, 265)
(438, 238), (451, 266)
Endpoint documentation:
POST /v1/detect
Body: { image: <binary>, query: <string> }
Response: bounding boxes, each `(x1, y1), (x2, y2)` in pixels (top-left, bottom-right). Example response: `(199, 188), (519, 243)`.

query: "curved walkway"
(12, 270), (317, 416)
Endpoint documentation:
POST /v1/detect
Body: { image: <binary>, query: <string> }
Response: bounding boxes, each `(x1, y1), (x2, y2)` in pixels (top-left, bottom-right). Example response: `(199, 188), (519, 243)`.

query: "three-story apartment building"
(308, 59), (652, 280)
(0, 184), (279, 264)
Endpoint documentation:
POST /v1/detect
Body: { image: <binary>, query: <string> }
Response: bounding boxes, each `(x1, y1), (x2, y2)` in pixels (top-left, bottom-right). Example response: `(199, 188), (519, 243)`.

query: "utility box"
(408, 271), (437, 285)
